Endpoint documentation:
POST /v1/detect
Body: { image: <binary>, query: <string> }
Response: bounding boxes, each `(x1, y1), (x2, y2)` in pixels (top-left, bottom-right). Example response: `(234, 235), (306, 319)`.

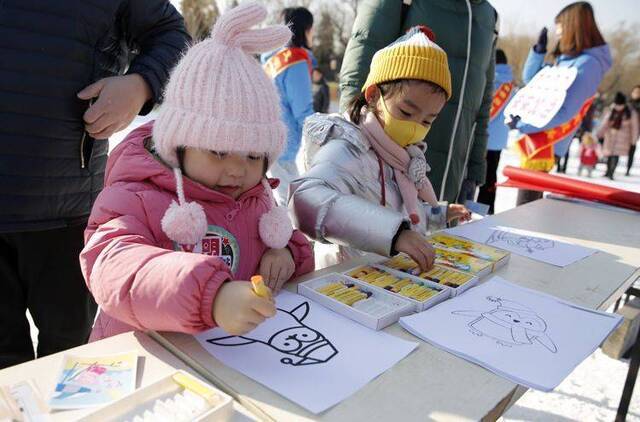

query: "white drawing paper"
(504, 66), (578, 128)
(195, 290), (418, 414)
(446, 219), (596, 267)
(399, 277), (622, 391)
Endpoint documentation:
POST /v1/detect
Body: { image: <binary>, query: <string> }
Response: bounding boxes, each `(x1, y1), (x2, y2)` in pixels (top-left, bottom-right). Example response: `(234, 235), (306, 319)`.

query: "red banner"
(263, 47), (312, 79)
(489, 82), (514, 121)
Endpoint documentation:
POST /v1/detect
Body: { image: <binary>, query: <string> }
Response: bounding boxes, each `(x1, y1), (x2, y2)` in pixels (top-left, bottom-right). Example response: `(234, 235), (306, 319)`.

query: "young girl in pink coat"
(80, 2), (314, 341)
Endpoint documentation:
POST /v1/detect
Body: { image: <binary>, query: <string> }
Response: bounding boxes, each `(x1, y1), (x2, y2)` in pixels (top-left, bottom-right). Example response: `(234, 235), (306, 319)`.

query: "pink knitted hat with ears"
(156, 1), (295, 248)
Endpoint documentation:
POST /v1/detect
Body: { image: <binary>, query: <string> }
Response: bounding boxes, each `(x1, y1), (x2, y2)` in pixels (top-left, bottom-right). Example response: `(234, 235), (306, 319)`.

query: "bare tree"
(496, 34), (536, 86)
(315, 9), (335, 76)
(181, 0), (220, 41)
(599, 23), (640, 100)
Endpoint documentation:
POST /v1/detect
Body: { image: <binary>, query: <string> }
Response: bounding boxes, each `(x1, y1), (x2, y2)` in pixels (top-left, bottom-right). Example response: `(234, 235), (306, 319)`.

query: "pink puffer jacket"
(80, 122), (314, 341)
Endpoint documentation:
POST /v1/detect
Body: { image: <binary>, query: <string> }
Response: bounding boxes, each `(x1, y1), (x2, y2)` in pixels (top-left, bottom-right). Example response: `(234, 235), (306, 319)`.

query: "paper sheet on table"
(445, 219), (596, 267)
(195, 290), (418, 414)
(48, 352), (137, 409)
(400, 277), (622, 391)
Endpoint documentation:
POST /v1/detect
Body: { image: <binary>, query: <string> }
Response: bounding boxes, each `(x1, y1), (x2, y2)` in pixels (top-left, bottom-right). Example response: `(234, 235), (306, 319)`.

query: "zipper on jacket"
(440, 0), (473, 200)
(458, 122), (477, 195)
(80, 98), (94, 169)
(80, 130), (87, 169)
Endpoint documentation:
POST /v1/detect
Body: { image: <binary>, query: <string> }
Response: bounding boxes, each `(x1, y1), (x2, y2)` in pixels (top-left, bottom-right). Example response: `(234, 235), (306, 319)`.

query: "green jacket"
(339, 0), (498, 202)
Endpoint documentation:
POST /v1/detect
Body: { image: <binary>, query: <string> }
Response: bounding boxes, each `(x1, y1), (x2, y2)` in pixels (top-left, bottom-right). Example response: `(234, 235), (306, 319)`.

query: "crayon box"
(379, 254), (480, 296)
(298, 273), (415, 330)
(342, 265), (450, 312)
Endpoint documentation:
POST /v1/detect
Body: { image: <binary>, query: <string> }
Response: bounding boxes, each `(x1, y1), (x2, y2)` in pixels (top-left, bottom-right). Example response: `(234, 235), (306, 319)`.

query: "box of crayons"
(80, 371), (233, 422)
(343, 265), (450, 312)
(432, 247), (494, 277)
(298, 273), (415, 330)
(380, 254), (480, 296)
(428, 233), (510, 271)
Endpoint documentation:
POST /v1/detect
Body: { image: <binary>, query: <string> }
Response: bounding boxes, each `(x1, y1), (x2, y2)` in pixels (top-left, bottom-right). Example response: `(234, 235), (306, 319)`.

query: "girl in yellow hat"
(291, 26), (470, 269)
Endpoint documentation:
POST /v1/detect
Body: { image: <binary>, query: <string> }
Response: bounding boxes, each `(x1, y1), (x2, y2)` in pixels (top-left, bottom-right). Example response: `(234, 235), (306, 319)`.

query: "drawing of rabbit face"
(207, 301), (339, 366)
(493, 309), (546, 332)
(268, 327), (322, 353)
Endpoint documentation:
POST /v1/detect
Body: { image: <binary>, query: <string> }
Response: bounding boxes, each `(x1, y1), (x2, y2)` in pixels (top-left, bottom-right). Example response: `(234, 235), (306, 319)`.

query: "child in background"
(80, 2), (314, 341)
(578, 132), (599, 177)
(291, 27), (470, 270)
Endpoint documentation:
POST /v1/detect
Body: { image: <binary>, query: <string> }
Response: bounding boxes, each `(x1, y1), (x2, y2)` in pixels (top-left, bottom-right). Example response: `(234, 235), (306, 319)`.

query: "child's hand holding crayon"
(212, 280), (276, 335)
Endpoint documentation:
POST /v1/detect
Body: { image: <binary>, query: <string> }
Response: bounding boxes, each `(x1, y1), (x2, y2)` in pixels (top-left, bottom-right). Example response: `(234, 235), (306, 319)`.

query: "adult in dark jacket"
(339, 0), (498, 203)
(312, 68), (331, 113)
(0, 0), (190, 368)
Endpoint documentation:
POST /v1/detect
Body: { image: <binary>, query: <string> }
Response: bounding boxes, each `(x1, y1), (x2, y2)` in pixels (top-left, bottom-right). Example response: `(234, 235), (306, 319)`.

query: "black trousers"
(628, 145), (636, 175)
(605, 156), (620, 179)
(0, 224), (97, 369)
(477, 150), (502, 214)
(556, 151), (570, 173)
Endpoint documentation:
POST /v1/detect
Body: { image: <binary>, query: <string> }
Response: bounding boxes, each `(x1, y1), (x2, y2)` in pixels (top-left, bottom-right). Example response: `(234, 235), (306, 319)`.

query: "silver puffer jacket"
(290, 113), (447, 268)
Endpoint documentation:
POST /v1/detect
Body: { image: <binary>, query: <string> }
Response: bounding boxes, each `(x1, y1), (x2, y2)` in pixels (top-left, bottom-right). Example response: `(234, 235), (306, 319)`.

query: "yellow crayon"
(327, 287), (350, 298)
(251, 275), (271, 299)
(338, 292), (365, 305)
(344, 294), (367, 306)
(392, 278), (412, 290)
(332, 288), (360, 302)
(316, 282), (344, 295)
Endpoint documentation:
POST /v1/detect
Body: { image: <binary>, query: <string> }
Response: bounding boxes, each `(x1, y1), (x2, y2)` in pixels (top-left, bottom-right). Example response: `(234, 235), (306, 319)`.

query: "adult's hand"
(77, 74), (152, 140)
(533, 27), (548, 54)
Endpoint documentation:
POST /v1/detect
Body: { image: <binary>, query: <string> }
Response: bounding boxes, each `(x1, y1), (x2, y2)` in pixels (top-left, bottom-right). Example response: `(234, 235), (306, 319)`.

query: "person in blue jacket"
(510, 1), (611, 205)
(262, 7), (315, 204)
(477, 49), (513, 214)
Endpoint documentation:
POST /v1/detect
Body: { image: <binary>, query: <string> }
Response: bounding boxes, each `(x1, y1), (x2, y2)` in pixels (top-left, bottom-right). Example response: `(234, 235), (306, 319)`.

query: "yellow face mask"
(379, 96), (430, 147)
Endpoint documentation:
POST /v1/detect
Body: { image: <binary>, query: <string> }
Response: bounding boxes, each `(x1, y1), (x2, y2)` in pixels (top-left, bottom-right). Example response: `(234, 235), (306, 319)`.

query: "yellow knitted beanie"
(362, 26), (452, 99)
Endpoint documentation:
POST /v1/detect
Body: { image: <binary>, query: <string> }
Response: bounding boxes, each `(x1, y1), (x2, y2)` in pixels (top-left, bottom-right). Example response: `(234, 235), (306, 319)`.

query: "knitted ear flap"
(259, 179), (293, 249)
(161, 168), (208, 246)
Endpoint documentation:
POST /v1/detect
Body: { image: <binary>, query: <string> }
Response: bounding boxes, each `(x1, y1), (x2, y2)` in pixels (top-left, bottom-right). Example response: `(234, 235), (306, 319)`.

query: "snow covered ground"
(27, 118), (639, 421)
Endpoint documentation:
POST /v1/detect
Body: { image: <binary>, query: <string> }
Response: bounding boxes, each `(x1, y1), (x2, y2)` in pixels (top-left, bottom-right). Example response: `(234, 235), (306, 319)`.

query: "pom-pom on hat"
(156, 1), (295, 248)
(362, 26), (452, 99)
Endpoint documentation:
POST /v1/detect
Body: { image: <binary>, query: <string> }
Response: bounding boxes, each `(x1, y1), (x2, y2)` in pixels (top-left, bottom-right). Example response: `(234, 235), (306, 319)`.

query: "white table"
(153, 198), (640, 421)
